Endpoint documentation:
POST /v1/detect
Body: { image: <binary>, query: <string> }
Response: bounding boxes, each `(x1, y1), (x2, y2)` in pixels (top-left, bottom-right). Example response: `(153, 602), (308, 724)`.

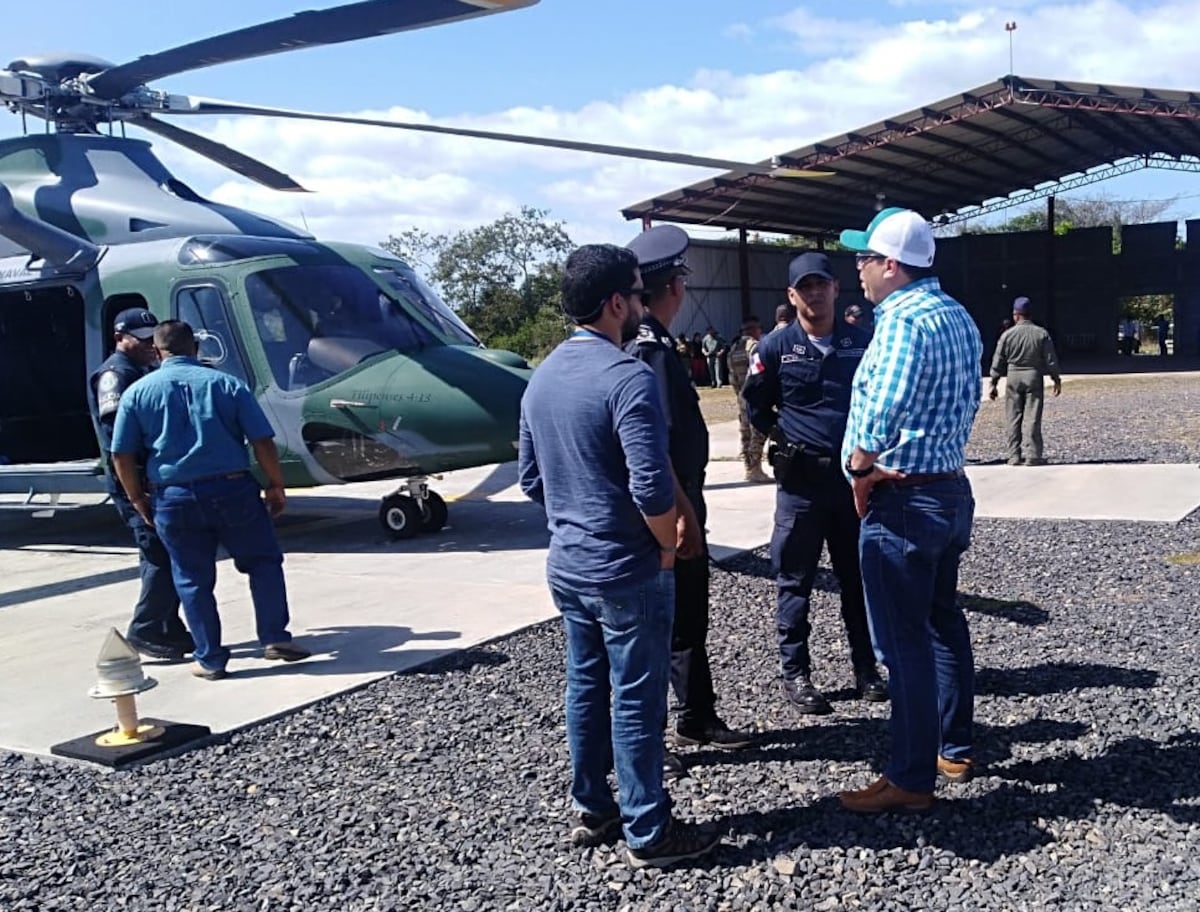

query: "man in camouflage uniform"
(727, 314), (771, 483)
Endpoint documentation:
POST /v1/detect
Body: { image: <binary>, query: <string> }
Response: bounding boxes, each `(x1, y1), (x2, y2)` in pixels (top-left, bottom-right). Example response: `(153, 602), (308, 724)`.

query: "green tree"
(381, 207), (574, 361)
(961, 194), (1177, 250)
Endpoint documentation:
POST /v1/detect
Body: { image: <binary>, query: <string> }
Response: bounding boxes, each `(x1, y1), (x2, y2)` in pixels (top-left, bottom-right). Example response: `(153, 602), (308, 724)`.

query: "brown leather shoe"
(937, 755), (975, 783)
(839, 776), (934, 814)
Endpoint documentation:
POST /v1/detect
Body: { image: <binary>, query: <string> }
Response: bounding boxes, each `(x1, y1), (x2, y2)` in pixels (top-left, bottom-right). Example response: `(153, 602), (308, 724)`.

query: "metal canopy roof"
(621, 75), (1200, 237)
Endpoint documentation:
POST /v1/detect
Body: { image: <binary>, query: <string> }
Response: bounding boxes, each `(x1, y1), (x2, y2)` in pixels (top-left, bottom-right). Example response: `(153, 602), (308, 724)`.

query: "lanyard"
(570, 328), (611, 344)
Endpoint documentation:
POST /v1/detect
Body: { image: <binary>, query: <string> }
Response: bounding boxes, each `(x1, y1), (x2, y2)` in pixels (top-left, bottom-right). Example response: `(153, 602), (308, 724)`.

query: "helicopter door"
(174, 285), (251, 385)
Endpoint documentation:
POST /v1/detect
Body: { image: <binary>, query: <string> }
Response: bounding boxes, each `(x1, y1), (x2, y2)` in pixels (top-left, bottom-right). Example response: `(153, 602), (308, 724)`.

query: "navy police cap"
(626, 224), (691, 278)
(113, 307), (159, 340)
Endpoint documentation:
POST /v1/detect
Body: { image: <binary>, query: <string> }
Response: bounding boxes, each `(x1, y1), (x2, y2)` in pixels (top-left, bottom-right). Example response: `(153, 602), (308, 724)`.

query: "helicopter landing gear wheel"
(417, 490), (448, 533)
(379, 494), (422, 540)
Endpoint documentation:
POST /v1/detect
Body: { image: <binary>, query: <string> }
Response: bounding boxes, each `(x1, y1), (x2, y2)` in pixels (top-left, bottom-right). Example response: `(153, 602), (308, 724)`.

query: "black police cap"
(626, 224), (691, 279)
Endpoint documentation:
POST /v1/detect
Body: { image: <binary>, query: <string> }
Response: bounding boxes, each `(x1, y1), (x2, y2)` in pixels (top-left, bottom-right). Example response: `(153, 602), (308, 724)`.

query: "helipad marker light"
(88, 628), (164, 747)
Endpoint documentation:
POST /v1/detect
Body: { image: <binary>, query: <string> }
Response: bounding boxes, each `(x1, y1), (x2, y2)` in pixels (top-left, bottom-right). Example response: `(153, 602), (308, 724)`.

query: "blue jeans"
(550, 570), (675, 850)
(107, 478), (185, 645)
(859, 476), (975, 793)
(153, 473), (293, 671)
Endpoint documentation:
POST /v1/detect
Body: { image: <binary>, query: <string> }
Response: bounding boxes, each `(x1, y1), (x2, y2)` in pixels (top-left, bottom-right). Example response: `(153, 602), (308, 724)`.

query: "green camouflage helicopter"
(0, 0), (825, 538)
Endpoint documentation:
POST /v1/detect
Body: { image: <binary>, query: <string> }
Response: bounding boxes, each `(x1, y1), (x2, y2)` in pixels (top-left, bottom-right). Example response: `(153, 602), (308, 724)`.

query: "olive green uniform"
(990, 322), (1061, 463)
(727, 334), (767, 474)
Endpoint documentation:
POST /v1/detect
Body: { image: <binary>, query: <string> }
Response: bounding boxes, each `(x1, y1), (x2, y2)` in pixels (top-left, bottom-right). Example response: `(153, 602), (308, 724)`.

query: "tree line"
(381, 206), (573, 362)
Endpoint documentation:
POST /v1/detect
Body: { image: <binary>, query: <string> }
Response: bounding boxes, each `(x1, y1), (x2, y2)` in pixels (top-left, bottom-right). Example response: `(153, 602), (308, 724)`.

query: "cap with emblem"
(839, 207), (935, 268)
(113, 308), (159, 340)
(626, 224), (691, 282)
(788, 251), (836, 287)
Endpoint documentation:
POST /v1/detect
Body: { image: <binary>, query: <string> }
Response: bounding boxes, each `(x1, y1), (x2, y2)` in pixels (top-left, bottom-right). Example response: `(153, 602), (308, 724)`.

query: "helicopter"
(0, 0), (829, 539)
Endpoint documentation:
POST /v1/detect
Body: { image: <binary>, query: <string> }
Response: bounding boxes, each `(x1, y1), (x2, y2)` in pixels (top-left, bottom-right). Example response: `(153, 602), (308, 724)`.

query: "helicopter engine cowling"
(0, 183), (100, 269)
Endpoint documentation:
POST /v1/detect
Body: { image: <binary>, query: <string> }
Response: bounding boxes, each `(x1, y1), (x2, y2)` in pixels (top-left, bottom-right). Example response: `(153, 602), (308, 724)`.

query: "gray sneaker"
(569, 810), (622, 847)
(627, 818), (720, 869)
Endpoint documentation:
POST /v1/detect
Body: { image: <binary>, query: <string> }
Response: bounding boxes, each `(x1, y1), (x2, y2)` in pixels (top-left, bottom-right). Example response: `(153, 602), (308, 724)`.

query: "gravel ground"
(4, 379), (1200, 911)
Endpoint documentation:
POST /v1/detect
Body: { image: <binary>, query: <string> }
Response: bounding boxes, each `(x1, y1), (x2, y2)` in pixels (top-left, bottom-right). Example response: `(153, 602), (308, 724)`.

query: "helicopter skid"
(378, 476), (448, 540)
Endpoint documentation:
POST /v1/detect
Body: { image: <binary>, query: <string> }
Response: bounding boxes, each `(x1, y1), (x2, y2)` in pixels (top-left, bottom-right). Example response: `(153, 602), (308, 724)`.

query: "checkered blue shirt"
(842, 278), (982, 476)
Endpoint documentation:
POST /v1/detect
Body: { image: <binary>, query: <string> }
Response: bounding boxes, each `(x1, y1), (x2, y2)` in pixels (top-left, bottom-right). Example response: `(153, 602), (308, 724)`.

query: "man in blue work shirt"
(741, 252), (887, 715)
(518, 244), (718, 869)
(110, 320), (310, 681)
(87, 307), (190, 661)
(837, 208), (983, 813)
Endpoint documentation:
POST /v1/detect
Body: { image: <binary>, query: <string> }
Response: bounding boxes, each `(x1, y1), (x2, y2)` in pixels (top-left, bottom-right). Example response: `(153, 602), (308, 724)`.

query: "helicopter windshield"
(371, 263), (481, 347)
(245, 263), (441, 390)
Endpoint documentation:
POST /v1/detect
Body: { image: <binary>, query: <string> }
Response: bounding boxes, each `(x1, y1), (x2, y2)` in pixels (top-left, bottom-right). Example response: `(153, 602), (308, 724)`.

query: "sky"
(3, 0), (1200, 251)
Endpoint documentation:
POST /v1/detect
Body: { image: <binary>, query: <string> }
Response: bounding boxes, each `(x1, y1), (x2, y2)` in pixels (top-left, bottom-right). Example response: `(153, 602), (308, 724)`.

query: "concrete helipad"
(2, 416), (1199, 762)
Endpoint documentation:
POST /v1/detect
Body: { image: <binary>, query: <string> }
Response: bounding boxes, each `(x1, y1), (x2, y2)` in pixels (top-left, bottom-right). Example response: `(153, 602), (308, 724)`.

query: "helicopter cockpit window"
(372, 264), (482, 347)
(175, 285), (250, 385)
(244, 263), (438, 391)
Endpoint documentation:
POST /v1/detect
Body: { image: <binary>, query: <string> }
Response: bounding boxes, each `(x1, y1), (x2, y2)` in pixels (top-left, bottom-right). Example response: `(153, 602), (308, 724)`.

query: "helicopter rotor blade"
(165, 98), (836, 178)
(131, 115), (308, 192)
(87, 0), (539, 100)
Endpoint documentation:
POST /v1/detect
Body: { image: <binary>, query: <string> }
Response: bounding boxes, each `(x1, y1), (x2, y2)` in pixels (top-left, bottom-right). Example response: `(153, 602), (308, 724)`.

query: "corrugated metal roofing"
(621, 76), (1200, 237)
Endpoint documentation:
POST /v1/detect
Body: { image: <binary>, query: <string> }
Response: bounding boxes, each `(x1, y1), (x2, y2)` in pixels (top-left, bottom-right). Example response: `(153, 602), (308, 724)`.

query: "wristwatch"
(844, 458), (874, 479)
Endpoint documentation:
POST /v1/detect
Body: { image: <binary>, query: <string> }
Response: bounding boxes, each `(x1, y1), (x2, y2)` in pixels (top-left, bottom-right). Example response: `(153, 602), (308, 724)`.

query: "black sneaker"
(855, 670), (890, 703)
(663, 749), (687, 781)
(166, 631), (196, 654)
(627, 818), (720, 869)
(782, 675), (832, 714)
(675, 718), (754, 750)
(264, 642), (312, 662)
(126, 635), (186, 663)
(569, 810), (622, 847)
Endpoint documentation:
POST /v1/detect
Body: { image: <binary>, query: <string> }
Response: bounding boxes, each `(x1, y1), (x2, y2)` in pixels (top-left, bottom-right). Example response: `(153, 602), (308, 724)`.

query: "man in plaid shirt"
(836, 208), (983, 813)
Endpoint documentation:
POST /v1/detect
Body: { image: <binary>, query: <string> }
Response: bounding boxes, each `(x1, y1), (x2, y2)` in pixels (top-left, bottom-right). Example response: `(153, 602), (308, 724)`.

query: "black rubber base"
(50, 719), (212, 769)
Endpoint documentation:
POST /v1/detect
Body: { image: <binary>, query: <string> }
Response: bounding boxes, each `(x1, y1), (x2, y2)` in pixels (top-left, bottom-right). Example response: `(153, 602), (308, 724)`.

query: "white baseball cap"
(839, 207), (935, 268)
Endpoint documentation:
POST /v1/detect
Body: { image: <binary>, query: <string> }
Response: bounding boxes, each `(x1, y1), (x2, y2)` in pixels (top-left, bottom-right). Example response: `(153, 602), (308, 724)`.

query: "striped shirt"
(842, 277), (982, 476)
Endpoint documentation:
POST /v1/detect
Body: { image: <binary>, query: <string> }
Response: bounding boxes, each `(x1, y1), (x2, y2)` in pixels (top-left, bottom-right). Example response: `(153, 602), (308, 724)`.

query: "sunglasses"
(854, 253), (886, 267)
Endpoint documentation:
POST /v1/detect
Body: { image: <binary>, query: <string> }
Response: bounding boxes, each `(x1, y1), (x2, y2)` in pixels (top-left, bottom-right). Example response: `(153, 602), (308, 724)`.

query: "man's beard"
(619, 309), (642, 344)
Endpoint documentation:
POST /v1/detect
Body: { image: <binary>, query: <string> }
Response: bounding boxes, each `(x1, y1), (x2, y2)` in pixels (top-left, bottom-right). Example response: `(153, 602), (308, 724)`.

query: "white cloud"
(146, 0), (1200, 252)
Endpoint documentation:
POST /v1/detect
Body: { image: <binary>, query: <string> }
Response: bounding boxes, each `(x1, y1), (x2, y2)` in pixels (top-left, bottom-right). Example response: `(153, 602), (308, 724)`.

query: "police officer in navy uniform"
(87, 307), (191, 661)
(741, 252), (887, 713)
(625, 225), (753, 765)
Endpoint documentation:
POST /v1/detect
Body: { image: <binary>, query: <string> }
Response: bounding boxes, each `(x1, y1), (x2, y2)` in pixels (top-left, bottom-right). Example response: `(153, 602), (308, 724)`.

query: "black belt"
(881, 470), (964, 488)
(150, 471), (250, 490)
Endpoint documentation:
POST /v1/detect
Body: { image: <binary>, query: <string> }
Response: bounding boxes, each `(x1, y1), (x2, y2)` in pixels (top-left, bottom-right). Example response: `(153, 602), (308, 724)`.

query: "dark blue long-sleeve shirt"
(519, 331), (675, 595)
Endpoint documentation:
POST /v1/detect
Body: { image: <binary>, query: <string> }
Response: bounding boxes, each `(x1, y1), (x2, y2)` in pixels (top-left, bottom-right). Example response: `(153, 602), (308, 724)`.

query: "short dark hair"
(560, 244), (639, 325)
(640, 267), (687, 304)
(775, 303), (796, 323)
(896, 263), (936, 282)
(154, 319), (196, 355)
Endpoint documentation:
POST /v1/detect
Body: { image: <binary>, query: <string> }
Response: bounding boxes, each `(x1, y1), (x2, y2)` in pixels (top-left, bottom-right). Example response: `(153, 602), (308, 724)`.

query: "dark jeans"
(107, 478), (185, 646)
(672, 477), (717, 727)
(153, 473), (293, 671)
(859, 476), (975, 793)
(770, 470), (874, 680)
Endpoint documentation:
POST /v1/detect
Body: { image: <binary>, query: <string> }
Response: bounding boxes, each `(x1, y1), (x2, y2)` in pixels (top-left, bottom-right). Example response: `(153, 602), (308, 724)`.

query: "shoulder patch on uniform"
(636, 325), (656, 343)
(98, 371), (120, 392)
(749, 352), (765, 375)
(660, 335), (673, 348)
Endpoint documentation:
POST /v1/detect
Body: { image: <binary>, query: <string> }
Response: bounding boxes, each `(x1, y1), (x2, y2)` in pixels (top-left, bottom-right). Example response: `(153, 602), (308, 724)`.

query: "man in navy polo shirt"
(110, 319), (309, 681)
(519, 244), (718, 869)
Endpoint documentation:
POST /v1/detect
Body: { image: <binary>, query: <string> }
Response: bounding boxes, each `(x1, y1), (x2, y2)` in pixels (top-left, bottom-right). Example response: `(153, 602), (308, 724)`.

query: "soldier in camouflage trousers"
(727, 315), (771, 483)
